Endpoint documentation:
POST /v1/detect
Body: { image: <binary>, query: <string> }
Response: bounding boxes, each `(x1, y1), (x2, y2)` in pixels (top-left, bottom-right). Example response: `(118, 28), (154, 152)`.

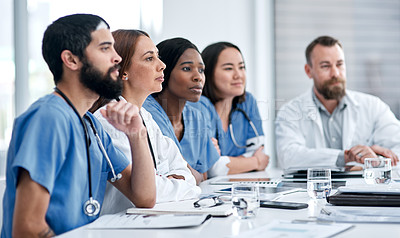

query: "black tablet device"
(260, 201), (308, 210)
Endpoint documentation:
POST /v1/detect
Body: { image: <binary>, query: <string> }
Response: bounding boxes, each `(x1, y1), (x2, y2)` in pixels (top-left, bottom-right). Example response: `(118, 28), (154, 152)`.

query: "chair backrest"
(0, 178), (5, 231)
(0, 150), (6, 230)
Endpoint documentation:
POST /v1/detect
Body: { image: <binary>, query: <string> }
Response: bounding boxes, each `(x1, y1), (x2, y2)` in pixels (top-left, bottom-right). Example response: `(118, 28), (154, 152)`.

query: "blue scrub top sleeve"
(10, 105), (70, 194)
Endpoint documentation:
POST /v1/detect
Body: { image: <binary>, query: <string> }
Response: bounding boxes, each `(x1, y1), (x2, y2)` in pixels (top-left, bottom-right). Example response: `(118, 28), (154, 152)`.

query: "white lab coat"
(94, 99), (201, 215)
(275, 89), (400, 170)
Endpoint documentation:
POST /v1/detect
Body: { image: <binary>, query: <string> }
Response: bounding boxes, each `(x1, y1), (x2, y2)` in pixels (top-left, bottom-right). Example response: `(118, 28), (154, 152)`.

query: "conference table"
(58, 167), (400, 238)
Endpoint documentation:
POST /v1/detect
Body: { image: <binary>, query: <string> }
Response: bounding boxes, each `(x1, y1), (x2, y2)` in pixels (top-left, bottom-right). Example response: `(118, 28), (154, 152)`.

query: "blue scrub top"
(190, 92), (264, 157)
(1, 94), (130, 237)
(143, 95), (220, 173)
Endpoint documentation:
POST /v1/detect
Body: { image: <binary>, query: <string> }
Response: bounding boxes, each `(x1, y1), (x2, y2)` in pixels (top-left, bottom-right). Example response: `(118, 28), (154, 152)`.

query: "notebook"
(209, 177), (281, 186)
(327, 185), (400, 206)
(283, 166), (363, 179)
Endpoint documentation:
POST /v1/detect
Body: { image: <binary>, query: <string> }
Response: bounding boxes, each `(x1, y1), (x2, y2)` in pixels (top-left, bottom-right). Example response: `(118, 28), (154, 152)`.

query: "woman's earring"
(123, 73), (128, 81)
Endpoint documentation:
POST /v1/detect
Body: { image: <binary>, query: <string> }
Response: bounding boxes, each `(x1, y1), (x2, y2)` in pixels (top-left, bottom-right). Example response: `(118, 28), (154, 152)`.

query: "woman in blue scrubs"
(143, 38), (223, 182)
(196, 42), (270, 174)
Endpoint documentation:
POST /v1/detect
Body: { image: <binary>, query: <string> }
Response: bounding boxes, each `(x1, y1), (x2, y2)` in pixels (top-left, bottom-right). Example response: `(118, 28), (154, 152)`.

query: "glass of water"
(307, 168), (331, 199)
(364, 157), (391, 185)
(231, 183), (259, 219)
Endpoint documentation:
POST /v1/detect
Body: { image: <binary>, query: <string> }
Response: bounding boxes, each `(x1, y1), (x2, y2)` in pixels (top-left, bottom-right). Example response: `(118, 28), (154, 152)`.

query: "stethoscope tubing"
(54, 88), (121, 217)
(228, 107), (260, 149)
(85, 115), (122, 183)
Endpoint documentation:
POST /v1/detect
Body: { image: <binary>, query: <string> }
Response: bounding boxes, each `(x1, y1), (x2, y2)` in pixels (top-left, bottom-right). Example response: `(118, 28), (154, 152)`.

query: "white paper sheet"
(226, 220), (353, 238)
(318, 206), (400, 223)
(88, 213), (210, 229)
(337, 183), (400, 194)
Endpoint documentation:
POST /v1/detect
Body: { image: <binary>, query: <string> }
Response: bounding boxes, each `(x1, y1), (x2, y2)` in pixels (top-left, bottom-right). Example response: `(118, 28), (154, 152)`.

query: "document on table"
(88, 213), (211, 229)
(226, 220), (353, 238)
(318, 205), (400, 223)
(126, 198), (233, 217)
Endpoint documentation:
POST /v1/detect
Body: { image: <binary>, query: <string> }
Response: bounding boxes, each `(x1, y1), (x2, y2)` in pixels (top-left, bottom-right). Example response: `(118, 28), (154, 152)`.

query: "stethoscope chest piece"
(83, 197), (100, 216)
(110, 173), (123, 183)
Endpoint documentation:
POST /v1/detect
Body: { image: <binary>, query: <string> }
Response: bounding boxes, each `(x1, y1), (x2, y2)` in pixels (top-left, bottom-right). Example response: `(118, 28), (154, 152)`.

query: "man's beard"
(316, 77), (346, 100)
(79, 58), (123, 100)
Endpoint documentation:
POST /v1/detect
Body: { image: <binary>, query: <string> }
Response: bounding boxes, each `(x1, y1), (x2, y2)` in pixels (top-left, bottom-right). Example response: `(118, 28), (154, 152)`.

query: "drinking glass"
(364, 157), (391, 185)
(307, 168), (331, 199)
(231, 183), (259, 219)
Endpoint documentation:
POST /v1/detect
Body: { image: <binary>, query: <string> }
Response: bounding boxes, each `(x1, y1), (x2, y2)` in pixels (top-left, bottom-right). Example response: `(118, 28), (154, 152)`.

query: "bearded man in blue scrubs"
(1, 14), (156, 238)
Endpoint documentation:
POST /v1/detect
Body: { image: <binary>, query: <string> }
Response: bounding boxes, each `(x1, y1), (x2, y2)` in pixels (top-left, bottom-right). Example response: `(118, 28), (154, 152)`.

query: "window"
(0, 0), (163, 179)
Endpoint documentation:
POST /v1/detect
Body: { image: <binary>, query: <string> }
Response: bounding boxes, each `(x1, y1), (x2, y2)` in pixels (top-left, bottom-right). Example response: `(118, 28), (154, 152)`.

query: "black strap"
(147, 132), (157, 169)
(141, 115), (157, 169)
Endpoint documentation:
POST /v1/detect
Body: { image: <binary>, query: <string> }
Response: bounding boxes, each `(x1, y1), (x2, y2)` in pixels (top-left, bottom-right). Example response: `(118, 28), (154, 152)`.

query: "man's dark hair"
(305, 36), (343, 66)
(42, 14), (110, 84)
(201, 41), (246, 105)
(152, 37), (199, 98)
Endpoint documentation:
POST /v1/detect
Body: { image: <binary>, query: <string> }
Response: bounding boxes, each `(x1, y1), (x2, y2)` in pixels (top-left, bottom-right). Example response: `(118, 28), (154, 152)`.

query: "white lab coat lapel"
(304, 91), (327, 148)
(342, 91), (359, 149)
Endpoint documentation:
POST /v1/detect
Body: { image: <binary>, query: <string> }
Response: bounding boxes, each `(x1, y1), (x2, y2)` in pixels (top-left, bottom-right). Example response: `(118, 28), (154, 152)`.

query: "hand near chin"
(100, 101), (146, 137)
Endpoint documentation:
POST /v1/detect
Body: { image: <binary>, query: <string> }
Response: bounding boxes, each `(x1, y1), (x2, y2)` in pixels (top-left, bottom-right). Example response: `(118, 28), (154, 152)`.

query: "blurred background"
(0, 0), (399, 178)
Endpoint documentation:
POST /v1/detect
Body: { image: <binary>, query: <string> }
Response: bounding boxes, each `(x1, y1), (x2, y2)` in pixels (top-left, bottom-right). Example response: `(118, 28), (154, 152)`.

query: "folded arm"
(345, 144), (399, 166)
(151, 131), (201, 202)
(226, 146), (269, 174)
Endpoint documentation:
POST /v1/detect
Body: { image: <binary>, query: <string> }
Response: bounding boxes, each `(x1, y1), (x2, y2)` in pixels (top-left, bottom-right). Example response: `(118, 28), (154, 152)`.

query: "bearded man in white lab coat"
(275, 35), (400, 170)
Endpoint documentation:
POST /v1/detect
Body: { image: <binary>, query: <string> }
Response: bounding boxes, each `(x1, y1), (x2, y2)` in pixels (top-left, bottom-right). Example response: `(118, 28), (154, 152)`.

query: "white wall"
(275, 0), (400, 118)
(154, 0), (277, 165)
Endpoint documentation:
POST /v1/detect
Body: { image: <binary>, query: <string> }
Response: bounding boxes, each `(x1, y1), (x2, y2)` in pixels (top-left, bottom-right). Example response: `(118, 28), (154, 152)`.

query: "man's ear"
(304, 63), (312, 79)
(60, 50), (80, 71)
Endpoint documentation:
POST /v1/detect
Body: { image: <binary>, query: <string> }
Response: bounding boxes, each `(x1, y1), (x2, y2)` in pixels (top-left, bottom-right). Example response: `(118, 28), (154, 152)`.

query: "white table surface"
(57, 168), (400, 238)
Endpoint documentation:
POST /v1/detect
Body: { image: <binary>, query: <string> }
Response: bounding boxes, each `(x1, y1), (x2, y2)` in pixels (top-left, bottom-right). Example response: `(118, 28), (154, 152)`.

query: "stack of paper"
(327, 184), (400, 206)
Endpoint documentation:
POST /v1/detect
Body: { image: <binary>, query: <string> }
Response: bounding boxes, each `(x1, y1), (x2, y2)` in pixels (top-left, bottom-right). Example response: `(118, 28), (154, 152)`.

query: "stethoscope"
(227, 107), (261, 149)
(54, 88), (122, 217)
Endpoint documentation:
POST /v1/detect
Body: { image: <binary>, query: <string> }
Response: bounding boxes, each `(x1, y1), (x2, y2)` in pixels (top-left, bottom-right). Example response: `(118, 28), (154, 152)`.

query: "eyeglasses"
(193, 196), (224, 208)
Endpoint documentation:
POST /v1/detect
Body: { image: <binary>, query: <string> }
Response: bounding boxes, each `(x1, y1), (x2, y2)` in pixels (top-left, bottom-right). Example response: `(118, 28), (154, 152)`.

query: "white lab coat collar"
(301, 89), (360, 149)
